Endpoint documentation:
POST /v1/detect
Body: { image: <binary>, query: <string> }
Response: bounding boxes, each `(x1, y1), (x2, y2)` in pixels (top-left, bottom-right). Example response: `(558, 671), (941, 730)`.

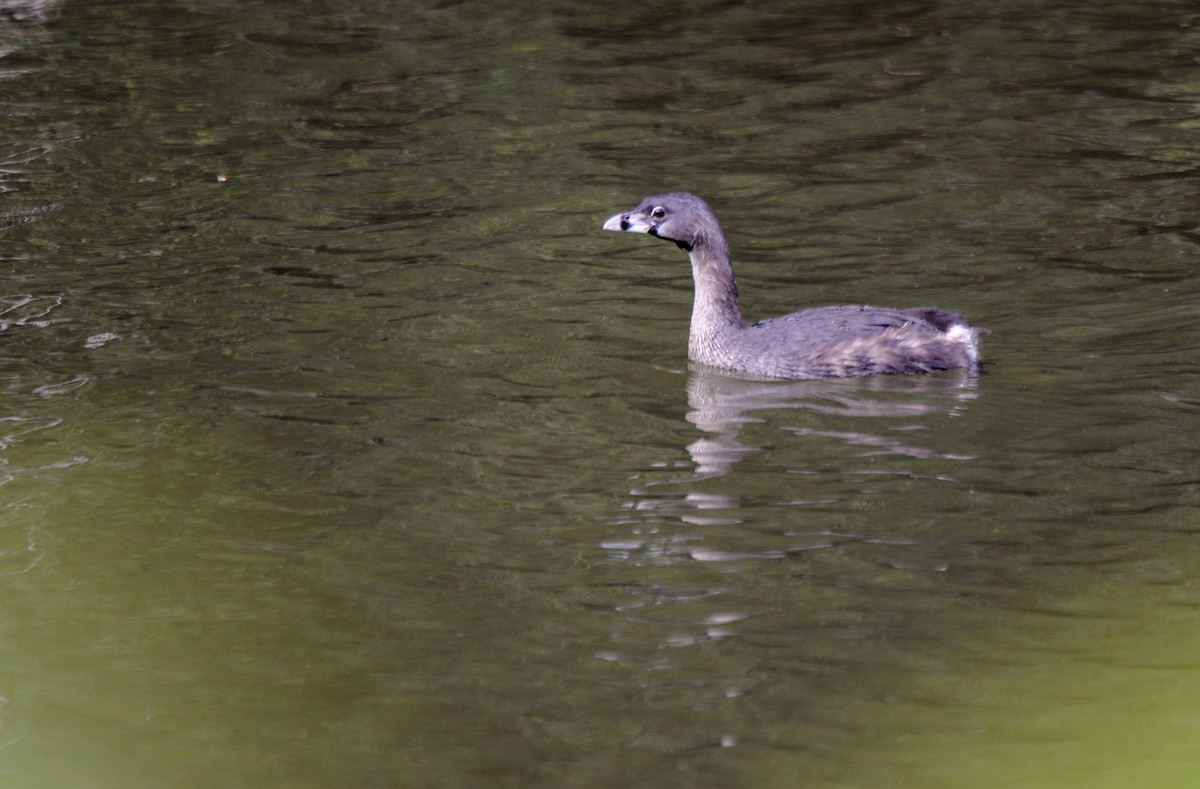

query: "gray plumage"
(602, 192), (982, 380)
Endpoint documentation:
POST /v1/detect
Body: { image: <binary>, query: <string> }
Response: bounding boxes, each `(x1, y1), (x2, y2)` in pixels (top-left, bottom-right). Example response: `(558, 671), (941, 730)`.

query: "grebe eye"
(651, 206), (666, 219)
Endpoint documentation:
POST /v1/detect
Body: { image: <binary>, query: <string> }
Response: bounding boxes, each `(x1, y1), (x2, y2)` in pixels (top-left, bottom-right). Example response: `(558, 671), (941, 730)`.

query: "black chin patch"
(648, 227), (693, 252)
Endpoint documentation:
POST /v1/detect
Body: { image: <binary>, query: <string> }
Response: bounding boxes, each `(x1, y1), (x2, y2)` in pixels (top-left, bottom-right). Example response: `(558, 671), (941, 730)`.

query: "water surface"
(2, 0), (1200, 786)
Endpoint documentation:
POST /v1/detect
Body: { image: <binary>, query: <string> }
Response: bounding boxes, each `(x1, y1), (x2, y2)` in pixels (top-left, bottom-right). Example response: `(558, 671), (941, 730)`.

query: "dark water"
(2, 0), (1200, 786)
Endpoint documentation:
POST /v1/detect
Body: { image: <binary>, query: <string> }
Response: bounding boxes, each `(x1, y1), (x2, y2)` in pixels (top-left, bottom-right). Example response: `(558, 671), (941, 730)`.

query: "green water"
(0, 0), (1198, 786)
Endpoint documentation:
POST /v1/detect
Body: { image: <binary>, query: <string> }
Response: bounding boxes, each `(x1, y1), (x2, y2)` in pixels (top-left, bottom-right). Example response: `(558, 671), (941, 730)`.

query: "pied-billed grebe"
(602, 192), (983, 380)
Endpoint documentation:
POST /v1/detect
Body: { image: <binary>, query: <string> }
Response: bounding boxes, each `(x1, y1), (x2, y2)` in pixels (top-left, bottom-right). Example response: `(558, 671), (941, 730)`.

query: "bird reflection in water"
(605, 368), (980, 564)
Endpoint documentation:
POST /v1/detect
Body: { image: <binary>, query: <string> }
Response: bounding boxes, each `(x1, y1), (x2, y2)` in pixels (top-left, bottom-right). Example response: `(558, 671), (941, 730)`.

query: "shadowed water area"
(2, 0), (1200, 786)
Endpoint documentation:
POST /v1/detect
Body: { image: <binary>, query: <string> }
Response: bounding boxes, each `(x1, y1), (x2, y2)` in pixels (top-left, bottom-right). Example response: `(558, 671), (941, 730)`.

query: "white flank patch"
(945, 324), (979, 363)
